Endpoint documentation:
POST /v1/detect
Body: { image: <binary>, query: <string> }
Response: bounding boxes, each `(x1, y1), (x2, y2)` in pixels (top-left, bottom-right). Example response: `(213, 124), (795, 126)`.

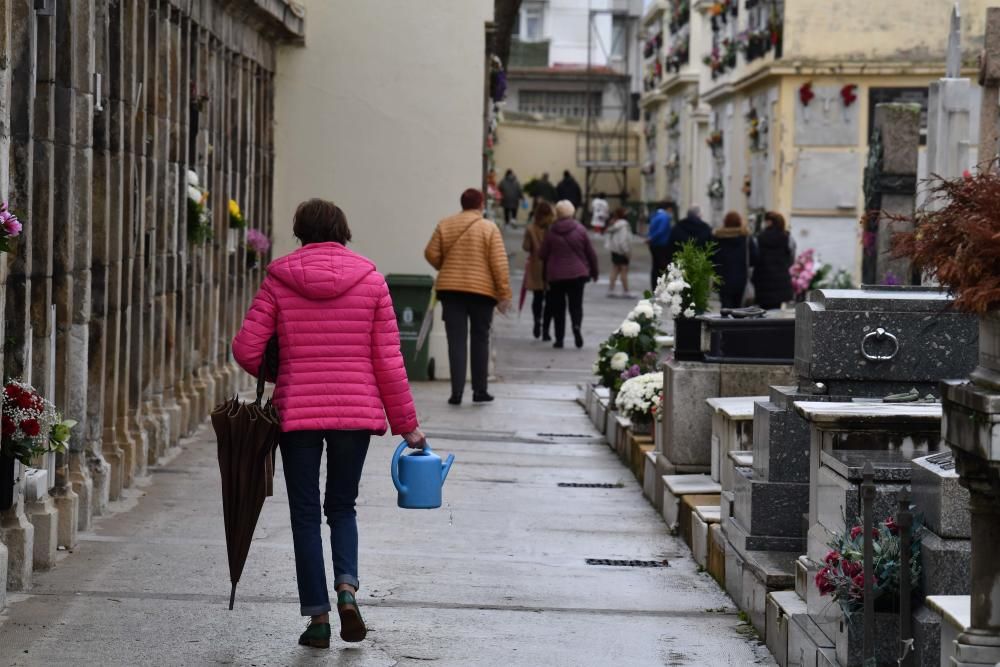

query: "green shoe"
(298, 620), (331, 649)
(337, 590), (367, 643)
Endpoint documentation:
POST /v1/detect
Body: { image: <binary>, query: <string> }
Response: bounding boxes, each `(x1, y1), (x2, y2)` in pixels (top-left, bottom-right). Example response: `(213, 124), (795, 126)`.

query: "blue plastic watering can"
(391, 441), (455, 509)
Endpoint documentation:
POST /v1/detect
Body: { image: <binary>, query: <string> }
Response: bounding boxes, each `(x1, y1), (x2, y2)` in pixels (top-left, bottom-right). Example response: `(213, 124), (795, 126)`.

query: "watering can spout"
(441, 453), (455, 484)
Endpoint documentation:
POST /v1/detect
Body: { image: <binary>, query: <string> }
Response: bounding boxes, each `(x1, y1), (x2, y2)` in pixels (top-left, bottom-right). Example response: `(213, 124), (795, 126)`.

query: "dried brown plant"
(890, 168), (1000, 314)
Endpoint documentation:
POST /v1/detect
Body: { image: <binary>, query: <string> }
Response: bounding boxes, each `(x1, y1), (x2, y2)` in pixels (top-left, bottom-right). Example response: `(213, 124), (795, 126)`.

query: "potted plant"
(614, 372), (663, 435)
(0, 379), (76, 510)
(815, 515), (922, 667)
(655, 240), (719, 360)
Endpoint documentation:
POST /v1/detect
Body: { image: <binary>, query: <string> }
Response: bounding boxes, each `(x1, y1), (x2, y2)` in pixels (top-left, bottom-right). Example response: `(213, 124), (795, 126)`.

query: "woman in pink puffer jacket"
(233, 199), (426, 648)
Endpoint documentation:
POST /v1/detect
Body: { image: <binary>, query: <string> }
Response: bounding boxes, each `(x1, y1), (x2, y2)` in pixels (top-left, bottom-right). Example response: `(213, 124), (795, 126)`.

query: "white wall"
(272, 0), (493, 272)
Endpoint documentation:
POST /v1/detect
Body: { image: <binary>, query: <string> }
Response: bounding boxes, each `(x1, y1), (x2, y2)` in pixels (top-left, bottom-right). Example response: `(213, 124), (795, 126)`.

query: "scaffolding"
(577, 8), (639, 215)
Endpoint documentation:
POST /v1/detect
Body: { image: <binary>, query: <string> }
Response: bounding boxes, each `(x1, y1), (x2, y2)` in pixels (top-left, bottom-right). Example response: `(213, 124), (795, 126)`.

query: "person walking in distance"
(665, 205), (713, 265)
(522, 201), (555, 340)
(590, 192), (609, 233)
(425, 189), (512, 405)
(232, 199), (427, 648)
(646, 201), (673, 289)
(539, 200), (599, 349)
(752, 211), (794, 310)
(713, 211), (757, 309)
(604, 207), (634, 298)
(556, 170), (583, 211)
(498, 169), (523, 228)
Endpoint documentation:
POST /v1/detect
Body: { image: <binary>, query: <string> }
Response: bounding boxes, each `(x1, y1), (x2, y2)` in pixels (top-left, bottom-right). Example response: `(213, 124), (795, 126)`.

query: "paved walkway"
(0, 229), (774, 666)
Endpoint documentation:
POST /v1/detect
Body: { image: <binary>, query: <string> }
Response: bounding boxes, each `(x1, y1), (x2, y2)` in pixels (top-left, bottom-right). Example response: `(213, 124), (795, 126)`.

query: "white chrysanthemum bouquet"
(614, 372), (664, 424)
(594, 297), (663, 391)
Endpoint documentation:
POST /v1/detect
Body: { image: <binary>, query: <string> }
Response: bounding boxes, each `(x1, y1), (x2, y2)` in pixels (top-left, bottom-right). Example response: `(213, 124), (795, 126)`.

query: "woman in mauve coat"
(539, 200), (599, 349)
(233, 199), (427, 649)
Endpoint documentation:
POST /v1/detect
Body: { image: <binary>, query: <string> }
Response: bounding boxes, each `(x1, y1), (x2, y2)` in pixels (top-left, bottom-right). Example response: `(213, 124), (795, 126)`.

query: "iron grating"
(585, 558), (669, 568)
(558, 482), (623, 488)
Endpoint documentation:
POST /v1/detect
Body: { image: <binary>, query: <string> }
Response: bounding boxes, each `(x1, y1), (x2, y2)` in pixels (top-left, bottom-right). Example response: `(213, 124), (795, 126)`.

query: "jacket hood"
(714, 225), (748, 239)
(267, 242), (376, 300)
(551, 218), (580, 235)
(757, 226), (789, 249)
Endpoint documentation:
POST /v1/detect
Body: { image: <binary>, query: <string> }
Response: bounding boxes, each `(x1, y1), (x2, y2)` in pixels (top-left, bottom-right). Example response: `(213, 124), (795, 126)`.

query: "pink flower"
(0, 204), (21, 237)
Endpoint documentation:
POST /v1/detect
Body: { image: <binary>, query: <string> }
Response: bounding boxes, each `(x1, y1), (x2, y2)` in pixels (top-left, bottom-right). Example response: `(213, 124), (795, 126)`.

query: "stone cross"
(926, 4), (980, 182)
(946, 3), (961, 79)
(861, 103), (920, 285)
(977, 7), (1000, 169)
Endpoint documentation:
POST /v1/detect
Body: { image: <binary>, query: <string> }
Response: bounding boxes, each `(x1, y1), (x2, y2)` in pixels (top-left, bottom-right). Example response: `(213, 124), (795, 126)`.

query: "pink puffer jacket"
(232, 242), (419, 435)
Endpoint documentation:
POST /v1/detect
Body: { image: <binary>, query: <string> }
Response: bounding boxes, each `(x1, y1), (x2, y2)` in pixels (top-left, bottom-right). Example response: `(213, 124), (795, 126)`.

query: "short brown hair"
(723, 211), (743, 228)
(534, 201), (556, 228)
(460, 188), (484, 211)
(293, 199), (351, 245)
(764, 210), (787, 233)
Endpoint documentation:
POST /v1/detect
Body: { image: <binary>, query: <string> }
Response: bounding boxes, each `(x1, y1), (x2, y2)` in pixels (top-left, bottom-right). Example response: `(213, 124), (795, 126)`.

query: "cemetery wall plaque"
(791, 150), (861, 210)
(795, 84), (861, 147)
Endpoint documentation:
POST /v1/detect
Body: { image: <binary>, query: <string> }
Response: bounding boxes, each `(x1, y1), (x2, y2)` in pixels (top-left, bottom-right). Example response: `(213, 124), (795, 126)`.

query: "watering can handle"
(391, 441), (408, 494)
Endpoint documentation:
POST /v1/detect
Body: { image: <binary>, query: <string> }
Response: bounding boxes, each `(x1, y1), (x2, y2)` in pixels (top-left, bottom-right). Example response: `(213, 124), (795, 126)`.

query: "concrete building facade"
(0, 0), (303, 606)
(640, 0), (990, 277)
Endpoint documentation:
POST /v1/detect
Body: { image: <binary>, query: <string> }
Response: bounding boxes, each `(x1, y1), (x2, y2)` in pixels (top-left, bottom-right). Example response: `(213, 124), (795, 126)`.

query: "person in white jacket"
(604, 208), (633, 297)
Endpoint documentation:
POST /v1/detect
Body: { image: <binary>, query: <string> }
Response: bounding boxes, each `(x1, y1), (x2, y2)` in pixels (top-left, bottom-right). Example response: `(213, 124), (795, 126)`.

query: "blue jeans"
(279, 430), (370, 616)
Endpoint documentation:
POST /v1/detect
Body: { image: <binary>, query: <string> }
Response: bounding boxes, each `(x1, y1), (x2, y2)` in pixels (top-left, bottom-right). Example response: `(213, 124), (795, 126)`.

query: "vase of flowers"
(187, 170), (212, 245)
(614, 372), (663, 434)
(1, 380), (75, 467)
(594, 298), (663, 392)
(0, 201), (24, 253)
(656, 241), (719, 361)
(246, 229), (271, 271)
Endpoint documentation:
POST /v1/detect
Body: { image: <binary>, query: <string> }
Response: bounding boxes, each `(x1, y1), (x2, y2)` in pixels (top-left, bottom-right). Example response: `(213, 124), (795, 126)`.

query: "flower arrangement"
(799, 82), (815, 106)
(1, 380), (75, 466)
(669, 0), (691, 34)
(666, 112), (680, 131)
(593, 298), (663, 391)
(187, 170), (212, 245)
(615, 372), (664, 425)
(665, 151), (680, 172)
(0, 201), (23, 253)
(246, 229), (271, 270)
(706, 131), (723, 151)
(707, 178), (725, 201)
(656, 241), (720, 317)
(889, 168), (1000, 314)
(815, 515), (923, 616)
(228, 199), (246, 229)
(665, 36), (690, 73)
(790, 249), (854, 297)
(840, 84), (858, 108)
(703, 39), (738, 77)
(641, 161), (656, 176)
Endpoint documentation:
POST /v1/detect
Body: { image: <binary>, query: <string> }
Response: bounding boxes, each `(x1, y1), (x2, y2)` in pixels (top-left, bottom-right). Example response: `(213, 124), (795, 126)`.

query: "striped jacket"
(424, 210), (512, 302)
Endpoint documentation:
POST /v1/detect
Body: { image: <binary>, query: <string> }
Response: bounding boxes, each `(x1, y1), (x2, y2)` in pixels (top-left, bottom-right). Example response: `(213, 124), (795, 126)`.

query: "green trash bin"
(385, 274), (435, 381)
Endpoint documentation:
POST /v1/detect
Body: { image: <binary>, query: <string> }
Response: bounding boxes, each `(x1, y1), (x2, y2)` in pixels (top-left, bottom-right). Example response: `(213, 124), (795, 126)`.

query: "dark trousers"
(720, 286), (745, 309)
(531, 290), (552, 335)
(439, 291), (495, 398)
(503, 207), (517, 225)
(279, 429), (371, 616)
(548, 277), (587, 343)
(650, 244), (670, 290)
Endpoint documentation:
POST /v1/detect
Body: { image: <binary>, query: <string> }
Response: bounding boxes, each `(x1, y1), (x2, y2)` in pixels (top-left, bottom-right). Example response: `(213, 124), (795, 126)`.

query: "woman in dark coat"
(751, 211), (794, 309)
(713, 211), (756, 309)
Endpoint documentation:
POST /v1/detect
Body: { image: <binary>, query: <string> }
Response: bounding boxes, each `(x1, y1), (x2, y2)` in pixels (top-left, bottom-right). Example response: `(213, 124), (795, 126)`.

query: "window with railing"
(519, 90), (603, 118)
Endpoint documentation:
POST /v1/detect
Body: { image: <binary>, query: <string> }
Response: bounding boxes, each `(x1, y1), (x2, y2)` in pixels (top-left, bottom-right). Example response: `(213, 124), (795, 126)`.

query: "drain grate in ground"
(557, 482), (624, 488)
(585, 558), (669, 568)
(538, 432), (595, 438)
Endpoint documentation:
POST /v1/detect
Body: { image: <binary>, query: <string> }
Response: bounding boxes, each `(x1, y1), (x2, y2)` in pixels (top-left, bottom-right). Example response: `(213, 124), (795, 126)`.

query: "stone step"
(707, 523), (726, 585)
(642, 451), (658, 503)
(766, 590), (808, 667)
(788, 613), (835, 667)
(661, 474), (722, 531)
(681, 493), (720, 548)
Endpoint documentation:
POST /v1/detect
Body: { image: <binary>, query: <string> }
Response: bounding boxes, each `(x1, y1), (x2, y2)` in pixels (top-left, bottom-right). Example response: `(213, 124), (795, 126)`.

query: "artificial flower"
(620, 321), (641, 338)
(610, 352), (629, 371)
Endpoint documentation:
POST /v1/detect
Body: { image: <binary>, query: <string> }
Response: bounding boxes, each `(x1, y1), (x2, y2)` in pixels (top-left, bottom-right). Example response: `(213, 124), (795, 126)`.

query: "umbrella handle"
(229, 582), (237, 610)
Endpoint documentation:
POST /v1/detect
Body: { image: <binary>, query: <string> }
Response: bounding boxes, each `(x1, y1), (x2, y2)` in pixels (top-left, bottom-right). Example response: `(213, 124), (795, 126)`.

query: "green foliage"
(188, 198), (213, 246)
(674, 240), (719, 314)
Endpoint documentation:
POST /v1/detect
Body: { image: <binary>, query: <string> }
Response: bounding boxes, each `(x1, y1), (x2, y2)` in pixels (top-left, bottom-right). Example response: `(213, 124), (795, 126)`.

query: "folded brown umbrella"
(212, 361), (280, 610)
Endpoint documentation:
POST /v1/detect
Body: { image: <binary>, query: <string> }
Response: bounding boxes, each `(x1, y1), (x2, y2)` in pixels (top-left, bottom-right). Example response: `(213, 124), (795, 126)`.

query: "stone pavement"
(0, 230), (774, 666)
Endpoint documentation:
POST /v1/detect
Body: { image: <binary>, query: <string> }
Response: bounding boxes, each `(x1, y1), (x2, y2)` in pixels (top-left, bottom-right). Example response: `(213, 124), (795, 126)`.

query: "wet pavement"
(0, 228), (774, 666)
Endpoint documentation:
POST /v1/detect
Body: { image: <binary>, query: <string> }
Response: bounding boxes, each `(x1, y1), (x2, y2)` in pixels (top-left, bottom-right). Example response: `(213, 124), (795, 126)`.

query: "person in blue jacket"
(646, 201), (675, 289)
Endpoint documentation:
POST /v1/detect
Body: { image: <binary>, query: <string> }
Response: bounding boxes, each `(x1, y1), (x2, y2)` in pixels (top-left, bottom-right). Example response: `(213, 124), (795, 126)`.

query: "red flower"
(842, 560), (862, 578)
(824, 550), (841, 565)
(840, 84), (858, 108)
(16, 393), (33, 410)
(21, 419), (40, 437)
(963, 169), (973, 180)
(799, 82), (815, 107)
(850, 525), (879, 540)
(4, 385), (21, 401)
(884, 517), (899, 535)
(815, 568), (835, 595)
(1, 416), (14, 437)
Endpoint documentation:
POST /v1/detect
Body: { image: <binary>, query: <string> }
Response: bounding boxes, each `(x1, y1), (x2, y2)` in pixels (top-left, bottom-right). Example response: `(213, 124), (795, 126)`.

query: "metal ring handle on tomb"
(860, 327), (900, 362)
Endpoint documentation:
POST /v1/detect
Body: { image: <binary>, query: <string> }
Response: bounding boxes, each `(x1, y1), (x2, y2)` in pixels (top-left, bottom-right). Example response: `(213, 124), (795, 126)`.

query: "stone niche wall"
(0, 0), (302, 599)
